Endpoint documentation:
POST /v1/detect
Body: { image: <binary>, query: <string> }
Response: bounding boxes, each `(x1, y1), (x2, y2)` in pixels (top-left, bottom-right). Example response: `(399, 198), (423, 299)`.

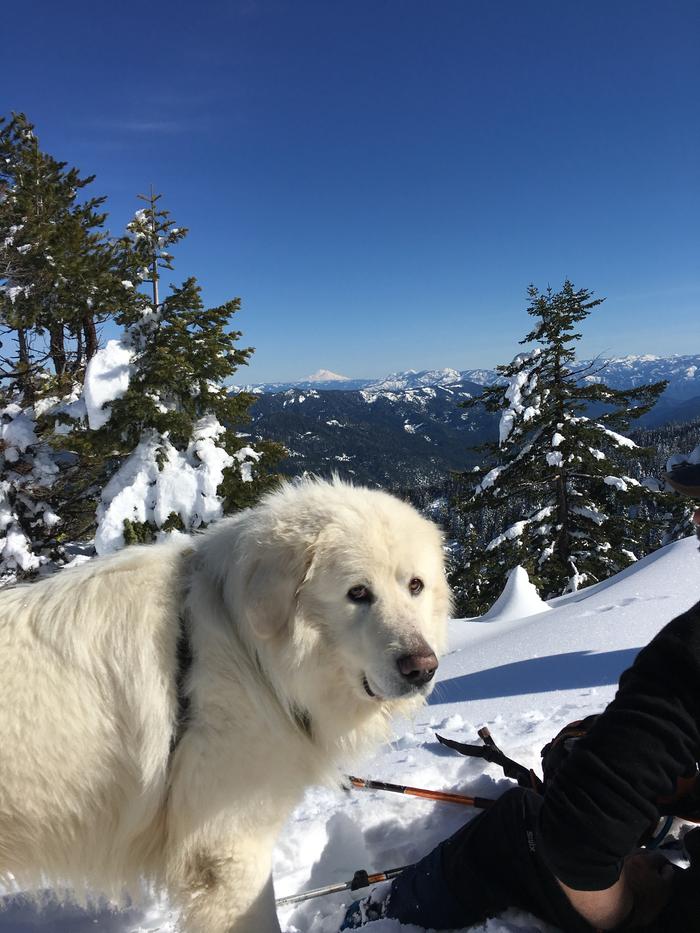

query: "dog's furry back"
(0, 540), (191, 895)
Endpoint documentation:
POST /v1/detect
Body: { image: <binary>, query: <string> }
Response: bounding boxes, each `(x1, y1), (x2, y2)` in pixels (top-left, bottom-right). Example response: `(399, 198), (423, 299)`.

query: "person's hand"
(618, 850), (675, 929)
(557, 851), (674, 930)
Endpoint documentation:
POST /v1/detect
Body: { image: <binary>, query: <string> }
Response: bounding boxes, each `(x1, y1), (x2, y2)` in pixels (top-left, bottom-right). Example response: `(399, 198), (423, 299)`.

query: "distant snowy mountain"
(240, 354), (700, 403)
(234, 367), (499, 400)
(245, 378), (497, 486)
(461, 368), (501, 386)
(365, 368), (466, 392)
(236, 376), (375, 394)
(240, 354), (700, 487)
(305, 368), (351, 384)
(583, 354), (700, 402)
(237, 366), (500, 395)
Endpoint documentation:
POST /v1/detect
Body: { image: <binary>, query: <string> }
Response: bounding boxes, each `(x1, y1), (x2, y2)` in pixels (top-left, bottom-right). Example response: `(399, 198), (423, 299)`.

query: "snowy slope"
(1, 537), (698, 932)
(275, 536), (699, 933)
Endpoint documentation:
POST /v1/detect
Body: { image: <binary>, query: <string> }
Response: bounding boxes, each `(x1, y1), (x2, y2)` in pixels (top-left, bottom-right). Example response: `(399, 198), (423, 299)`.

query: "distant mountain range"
(238, 366), (499, 395)
(238, 355), (700, 488)
(241, 355), (700, 398)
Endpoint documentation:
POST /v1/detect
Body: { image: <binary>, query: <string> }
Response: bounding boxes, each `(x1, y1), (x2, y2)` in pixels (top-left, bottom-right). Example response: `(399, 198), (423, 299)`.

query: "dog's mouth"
(362, 675), (382, 700)
(362, 673), (432, 701)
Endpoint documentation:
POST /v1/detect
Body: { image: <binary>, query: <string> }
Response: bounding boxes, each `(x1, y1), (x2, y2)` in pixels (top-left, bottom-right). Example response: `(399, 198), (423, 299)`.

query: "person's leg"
(441, 786), (594, 931)
(383, 828), (496, 930)
(342, 787), (595, 931)
(341, 792), (519, 931)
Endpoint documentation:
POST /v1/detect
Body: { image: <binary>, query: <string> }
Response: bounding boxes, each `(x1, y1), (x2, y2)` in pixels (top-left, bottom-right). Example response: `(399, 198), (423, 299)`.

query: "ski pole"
(347, 775), (495, 809)
(275, 864), (411, 907)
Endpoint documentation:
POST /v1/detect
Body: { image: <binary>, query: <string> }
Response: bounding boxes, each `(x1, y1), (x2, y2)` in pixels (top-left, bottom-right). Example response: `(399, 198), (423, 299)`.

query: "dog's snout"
(396, 649), (438, 686)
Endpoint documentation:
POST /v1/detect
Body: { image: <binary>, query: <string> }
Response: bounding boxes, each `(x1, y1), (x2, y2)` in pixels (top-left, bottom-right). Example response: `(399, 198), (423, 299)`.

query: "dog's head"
(226, 479), (451, 710)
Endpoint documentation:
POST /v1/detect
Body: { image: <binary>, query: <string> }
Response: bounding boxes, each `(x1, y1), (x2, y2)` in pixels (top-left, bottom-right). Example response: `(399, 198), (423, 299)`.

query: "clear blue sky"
(4, 1), (699, 382)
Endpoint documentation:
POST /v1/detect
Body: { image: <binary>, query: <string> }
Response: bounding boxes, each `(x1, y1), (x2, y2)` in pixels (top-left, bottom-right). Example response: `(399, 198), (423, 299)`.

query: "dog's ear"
(244, 541), (314, 640)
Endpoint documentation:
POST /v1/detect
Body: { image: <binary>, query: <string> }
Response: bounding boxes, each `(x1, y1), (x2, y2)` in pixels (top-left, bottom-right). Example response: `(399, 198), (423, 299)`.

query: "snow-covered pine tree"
(0, 114), (133, 392)
(455, 281), (667, 612)
(0, 114), (136, 579)
(87, 193), (283, 554)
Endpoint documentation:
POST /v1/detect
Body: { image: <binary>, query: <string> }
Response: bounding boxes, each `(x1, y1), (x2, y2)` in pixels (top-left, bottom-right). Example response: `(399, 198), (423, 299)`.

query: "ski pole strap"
(348, 775), (494, 809)
(435, 732), (544, 793)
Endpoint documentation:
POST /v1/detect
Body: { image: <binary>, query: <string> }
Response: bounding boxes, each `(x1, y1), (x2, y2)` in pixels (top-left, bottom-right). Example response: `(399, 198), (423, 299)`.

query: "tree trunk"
(151, 257), (159, 308)
(16, 327), (33, 401)
(49, 323), (67, 378)
(552, 343), (570, 565)
(75, 327), (84, 371)
(555, 469), (570, 564)
(83, 314), (98, 361)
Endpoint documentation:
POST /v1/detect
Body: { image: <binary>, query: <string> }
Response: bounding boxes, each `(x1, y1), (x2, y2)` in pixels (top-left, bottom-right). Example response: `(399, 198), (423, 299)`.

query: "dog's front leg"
(170, 833), (282, 933)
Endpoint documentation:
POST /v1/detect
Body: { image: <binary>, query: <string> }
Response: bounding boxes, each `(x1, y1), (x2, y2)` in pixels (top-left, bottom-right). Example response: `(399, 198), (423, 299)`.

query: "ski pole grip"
(350, 869), (370, 891)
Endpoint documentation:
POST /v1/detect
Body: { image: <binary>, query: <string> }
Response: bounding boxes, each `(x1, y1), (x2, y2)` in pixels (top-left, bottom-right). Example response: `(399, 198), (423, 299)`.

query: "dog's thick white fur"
(0, 478), (450, 932)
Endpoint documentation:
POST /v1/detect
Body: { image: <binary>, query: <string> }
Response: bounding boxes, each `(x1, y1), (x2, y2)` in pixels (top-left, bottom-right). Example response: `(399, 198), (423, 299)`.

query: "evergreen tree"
(455, 280), (667, 612)
(0, 114), (136, 578)
(0, 114), (133, 396)
(122, 187), (188, 310)
(0, 116), (282, 576)
(86, 193), (283, 554)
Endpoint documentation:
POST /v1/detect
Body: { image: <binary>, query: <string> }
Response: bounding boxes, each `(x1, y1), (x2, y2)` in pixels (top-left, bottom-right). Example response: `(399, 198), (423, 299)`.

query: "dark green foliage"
(0, 113), (136, 398)
(110, 280), (256, 449)
(630, 418), (700, 468)
(0, 115), (282, 571)
(0, 114), (139, 573)
(453, 281), (668, 613)
(87, 192), (284, 546)
(121, 188), (188, 310)
(123, 512), (186, 546)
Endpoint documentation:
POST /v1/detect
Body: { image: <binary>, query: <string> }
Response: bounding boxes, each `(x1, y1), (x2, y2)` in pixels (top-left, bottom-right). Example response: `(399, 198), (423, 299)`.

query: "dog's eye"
(347, 585), (373, 604)
(409, 577), (424, 596)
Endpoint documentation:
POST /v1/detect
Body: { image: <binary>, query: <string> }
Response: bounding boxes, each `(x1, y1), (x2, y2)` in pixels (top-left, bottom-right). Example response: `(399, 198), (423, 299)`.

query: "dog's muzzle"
(362, 643), (439, 700)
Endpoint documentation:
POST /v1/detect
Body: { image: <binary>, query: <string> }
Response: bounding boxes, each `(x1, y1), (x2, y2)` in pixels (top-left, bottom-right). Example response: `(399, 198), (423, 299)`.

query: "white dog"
(0, 478), (450, 932)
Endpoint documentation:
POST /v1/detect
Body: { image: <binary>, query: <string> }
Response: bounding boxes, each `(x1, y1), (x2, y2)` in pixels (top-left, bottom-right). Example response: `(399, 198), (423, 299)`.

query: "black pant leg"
(440, 787), (594, 931)
(384, 792), (528, 929)
(390, 784), (700, 933)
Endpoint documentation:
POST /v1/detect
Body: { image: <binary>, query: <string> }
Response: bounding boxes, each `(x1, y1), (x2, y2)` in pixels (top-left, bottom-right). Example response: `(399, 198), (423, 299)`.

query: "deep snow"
(1, 536), (698, 932)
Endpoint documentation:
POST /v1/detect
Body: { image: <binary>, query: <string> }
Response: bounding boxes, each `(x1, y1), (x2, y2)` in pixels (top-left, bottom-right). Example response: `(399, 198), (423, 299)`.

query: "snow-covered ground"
(1, 536), (698, 932)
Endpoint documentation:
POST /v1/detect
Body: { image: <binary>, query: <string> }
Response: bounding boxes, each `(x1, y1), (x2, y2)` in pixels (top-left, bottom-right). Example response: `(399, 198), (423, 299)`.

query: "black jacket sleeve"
(537, 599), (700, 891)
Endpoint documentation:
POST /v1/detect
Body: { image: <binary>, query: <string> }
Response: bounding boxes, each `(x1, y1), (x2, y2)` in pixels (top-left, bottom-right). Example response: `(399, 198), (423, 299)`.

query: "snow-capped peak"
(367, 368), (464, 392)
(305, 369), (350, 383)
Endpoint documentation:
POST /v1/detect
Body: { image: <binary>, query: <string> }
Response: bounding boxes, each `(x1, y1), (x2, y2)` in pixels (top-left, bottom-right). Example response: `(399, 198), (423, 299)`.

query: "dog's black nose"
(396, 651), (438, 685)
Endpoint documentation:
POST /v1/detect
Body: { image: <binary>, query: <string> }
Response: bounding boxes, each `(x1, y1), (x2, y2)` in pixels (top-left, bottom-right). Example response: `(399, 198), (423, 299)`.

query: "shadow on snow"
(0, 893), (146, 931)
(431, 647), (640, 704)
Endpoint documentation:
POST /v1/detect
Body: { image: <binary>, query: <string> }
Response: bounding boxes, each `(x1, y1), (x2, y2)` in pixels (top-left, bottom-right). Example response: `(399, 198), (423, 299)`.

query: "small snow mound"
(480, 566), (551, 623)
